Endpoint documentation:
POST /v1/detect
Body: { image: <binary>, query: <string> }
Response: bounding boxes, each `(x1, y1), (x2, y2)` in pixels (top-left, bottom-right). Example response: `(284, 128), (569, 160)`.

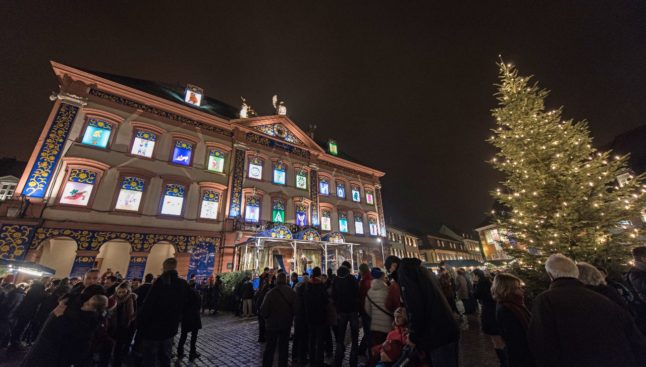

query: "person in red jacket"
(384, 256), (402, 313)
(358, 263), (373, 356)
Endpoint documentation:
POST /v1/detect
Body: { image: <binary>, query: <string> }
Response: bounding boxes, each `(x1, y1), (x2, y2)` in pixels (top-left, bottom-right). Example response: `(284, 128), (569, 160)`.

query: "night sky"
(2, 2), (645, 233)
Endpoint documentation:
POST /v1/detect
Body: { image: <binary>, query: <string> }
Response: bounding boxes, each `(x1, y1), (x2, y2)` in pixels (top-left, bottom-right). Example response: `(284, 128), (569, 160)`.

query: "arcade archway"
(96, 240), (131, 276)
(38, 237), (77, 277)
(144, 242), (176, 276)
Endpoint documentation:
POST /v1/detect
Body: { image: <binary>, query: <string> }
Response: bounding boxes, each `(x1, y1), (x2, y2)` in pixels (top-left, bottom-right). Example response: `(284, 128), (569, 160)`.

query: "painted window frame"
(205, 142), (231, 174)
(55, 158), (109, 209)
(78, 110), (122, 150)
(129, 122), (166, 160)
(168, 134), (198, 167)
(272, 160), (287, 185)
(112, 173), (151, 214)
(243, 193), (263, 223)
(247, 156), (265, 181)
(198, 182), (227, 221)
(158, 177), (190, 218)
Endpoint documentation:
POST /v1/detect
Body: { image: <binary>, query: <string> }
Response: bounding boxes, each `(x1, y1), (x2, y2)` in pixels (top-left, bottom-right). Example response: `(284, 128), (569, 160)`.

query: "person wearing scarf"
(491, 273), (534, 367)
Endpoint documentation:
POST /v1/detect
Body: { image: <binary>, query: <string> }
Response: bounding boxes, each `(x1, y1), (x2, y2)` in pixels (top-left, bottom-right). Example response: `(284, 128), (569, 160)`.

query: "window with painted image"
(272, 199), (285, 223)
(351, 185), (361, 202)
(338, 212), (348, 233)
(321, 209), (331, 231)
(273, 161), (286, 185)
(207, 149), (226, 173)
(336, 182), (346, 199)
(365, 190), (375, 205)
(245, 196), (261, 222)
(171, 140), (193, 166)
(354, 216), (364, 234)
(369, 218), (378, 236)
(81, 118), (113, 148)
(160, 184), (185, 216)
(319, 177), (330, 196)
(59, 169), (97, 206)
(131, 130), (157, 158)
(200, 190), (220, 220)
(248, 157), (264, 180)
(296, 204), (308, 227)
(296, 170), (308, 190)
(115, 176), (145, 211)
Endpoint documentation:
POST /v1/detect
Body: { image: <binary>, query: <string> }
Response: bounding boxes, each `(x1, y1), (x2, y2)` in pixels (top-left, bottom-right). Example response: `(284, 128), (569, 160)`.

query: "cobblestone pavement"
(1, 312), (498, 367)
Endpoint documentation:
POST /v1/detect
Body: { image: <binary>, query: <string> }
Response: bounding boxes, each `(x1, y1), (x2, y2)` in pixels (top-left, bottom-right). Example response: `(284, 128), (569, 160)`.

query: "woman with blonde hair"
(491, 273), (534, 367)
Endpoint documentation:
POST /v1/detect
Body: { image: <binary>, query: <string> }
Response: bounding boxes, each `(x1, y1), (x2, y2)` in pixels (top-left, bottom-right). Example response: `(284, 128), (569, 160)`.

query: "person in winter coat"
(577, 262), (630, 311)
(241, 275), (255, 317)
(439, 267), (458, 313)
(528, 254), (646, 367)
(332, 263), (361, 367)
(384, 256), (402, 313)
(305, 267), (329, 367)
(398, 258), (459, 367)
(8, 280), (46, 351)
(364, 268), (392, 347)
(455, 268), (473, 314)
(134, 273), (154, 310)
(292, 274), (309, 364)
(492, 273), (534, 367)
(30, 284), (70, 342)
(358, 263), (373, 356)
(472, 269), (508, 367)
(628, 246), (646, 335)
(109, 282), (137, 367)
(137, 258), (190, 367)
(177, 281), (202, 362)
(260, 272), (296, 367)
(0, 284), (25, 347)
(22, 287), (108, 367)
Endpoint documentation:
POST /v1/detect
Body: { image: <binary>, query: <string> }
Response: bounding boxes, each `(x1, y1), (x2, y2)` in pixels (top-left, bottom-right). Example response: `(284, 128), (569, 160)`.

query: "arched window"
(273, 161), (286, 185)
(199, 190), (220, 220)
(160, 184), (186, 216)
(81, 118), (114, 149)
(272, 199), (285, 223)
(207, 149), (226, 173)
(295, 203), (308, 227)
(171, 140), (194, 166)
(336, 181), (346, 199)
(321, 209), (332, 231)
(245, 195), (261, 222)
(115, 176), (145, 212)
(58, 168), (99, 207)
(354, 215), (364, 235)
(130, 130), (157, 158)
(368, 217), (378, 236)
(338, 212), (348, 233)
(351, 184), (361, 202)
(319, 177), (330, 196)
(295, 169), (308, 190)
(248, 157), (264, 180)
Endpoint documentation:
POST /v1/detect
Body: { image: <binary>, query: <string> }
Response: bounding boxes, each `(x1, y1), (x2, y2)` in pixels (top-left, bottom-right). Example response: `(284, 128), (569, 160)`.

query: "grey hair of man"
(576, 262), (606, 286)
(544, 253), (579, 280)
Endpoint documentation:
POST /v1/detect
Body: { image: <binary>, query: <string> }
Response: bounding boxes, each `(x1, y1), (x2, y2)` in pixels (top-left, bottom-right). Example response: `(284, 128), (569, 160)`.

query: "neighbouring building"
(386, 226), (422, 259)
(0, 62), (387, 279)
(420, 232), (472, 264)
(0, 158), (26, 201)
(438, 224), (484, 262)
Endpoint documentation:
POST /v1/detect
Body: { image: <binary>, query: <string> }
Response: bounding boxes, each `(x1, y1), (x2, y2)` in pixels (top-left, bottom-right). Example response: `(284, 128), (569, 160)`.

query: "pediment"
(232, 116), (325, 153)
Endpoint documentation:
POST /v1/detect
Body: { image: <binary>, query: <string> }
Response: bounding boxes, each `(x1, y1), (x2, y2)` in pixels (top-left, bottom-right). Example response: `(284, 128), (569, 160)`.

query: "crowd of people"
(0, 258), (219, 366)
(1, 246), (645, 367)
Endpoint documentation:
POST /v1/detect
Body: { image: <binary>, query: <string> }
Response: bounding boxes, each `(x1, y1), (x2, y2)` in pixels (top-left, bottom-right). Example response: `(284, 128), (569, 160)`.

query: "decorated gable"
(252, 123), (304, 146)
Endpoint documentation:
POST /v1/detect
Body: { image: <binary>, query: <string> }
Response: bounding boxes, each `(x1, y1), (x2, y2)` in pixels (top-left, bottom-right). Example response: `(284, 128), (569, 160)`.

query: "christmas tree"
(488, 61), (646, 272)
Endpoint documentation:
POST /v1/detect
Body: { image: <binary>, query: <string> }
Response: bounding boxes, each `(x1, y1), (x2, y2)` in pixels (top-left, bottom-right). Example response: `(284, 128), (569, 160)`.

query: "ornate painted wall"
(228, 148), (246, 218)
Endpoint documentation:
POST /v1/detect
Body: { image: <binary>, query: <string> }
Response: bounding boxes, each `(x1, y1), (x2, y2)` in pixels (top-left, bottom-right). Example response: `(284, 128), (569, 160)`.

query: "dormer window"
(184, 84), (203, 107)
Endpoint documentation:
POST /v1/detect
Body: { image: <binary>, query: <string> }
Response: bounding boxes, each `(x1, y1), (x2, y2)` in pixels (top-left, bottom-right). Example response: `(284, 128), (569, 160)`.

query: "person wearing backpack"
(260, 272), (296, 367)
(628, 246), (646, 335)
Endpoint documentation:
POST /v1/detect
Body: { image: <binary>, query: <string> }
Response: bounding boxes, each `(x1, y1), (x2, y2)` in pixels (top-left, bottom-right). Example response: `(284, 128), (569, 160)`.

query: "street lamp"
(377, 238), (385, 267)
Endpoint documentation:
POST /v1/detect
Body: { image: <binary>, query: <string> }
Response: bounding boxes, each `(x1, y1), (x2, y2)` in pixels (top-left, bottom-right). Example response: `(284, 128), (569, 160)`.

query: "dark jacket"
(241, 281), (255, 299)
(587, 284), (630, 312)
(22, 310), (100, 367)
(629, 264), (646, 303)
(181, 287), (202, 332)
(496, 304), (535, 367)
(398, 258), (459, 351)
(528, 278), (646, 367)
(332, 266), (360, 314)
(260, 284), (296, 331)
(133, 282), (152, 310)
(16, 283), (46, 320)
(294, 281), (308, 321)
(137, 270), (189, 340)
(473, 278), (499, 335)
(304, 278), (329, 326)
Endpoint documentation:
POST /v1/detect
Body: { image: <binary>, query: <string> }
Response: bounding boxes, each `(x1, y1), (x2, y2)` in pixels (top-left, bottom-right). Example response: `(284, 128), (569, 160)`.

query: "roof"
(314, 138), (373, 168)
(75, 66), (240, 119)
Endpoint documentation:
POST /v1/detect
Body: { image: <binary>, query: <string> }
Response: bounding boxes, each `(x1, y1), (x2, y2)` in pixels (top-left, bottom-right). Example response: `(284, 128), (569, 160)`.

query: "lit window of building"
(354, 216), (364, 234)
(200, 190), (220, 220)
(296, 170), (308, 190)
(365, 190), (374, 205)
(339, 212), (348, 233)
(351, 185), (361, 202)
(369, 218), (378, 236)
(273, 161), (286, 185)
(81, 118), (113, 148)
(244, 195), (261, 222)
(160, 184), (185, 216)
(115, 176), (145, 211)
(248, 157), (264, 180)
(272, 199), (285, 223)
(336, 182), (346, 198)
(131, 130), (156, 158)
(321, 209), (332, 230)
(319, 177), (330, 195)
(207, 149), (225, 173)
(59, 169), (98, 207)
(171, 140), (193, 166)
(296, 204), (308, 226)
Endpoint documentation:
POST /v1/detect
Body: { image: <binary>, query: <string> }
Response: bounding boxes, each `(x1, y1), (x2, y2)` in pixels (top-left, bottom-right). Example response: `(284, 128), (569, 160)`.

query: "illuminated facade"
(0, 62), (386, 278)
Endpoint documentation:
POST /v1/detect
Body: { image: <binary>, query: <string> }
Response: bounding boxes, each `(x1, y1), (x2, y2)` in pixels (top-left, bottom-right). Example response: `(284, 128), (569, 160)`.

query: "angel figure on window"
(272, 94), (287, 115)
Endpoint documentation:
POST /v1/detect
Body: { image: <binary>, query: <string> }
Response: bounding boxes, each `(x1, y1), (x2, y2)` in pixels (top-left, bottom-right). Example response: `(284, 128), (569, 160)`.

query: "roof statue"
(239, 97), (256, 118)
(272, 94), (287, 116)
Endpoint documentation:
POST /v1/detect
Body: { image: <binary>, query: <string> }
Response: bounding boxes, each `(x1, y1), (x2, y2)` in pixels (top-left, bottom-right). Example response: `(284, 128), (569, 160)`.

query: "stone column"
(227, 144), (247, 218)
(70, 250), (99, 278)
(375, 184), (386, 237)
(175, 252), (191, 278)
